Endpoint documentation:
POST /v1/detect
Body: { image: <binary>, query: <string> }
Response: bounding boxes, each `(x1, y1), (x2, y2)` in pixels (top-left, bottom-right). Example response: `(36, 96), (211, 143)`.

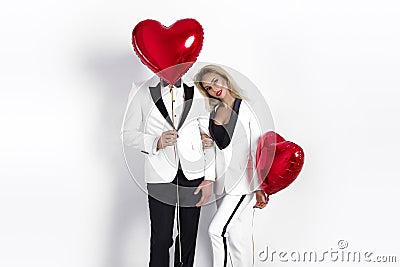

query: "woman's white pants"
(209, 193), (255, 267)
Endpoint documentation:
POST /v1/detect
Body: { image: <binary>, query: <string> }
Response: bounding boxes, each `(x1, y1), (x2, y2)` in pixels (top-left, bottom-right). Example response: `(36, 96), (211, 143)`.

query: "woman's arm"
(248, 106), (264, 191)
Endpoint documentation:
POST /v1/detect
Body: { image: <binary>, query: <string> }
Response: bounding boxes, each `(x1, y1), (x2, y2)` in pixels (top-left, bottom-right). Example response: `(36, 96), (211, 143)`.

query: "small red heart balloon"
(132, 18), (204, 85)
(256, 131), (305, 196)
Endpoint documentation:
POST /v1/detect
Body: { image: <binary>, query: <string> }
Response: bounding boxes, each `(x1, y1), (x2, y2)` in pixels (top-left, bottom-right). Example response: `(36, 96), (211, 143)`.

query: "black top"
(209, 98), (242, 150)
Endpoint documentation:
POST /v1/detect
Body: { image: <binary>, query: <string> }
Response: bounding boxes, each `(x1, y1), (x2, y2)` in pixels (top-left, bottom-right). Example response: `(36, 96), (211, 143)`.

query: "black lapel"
(149, 82), (174, 129)
(177, 83), (194, 130)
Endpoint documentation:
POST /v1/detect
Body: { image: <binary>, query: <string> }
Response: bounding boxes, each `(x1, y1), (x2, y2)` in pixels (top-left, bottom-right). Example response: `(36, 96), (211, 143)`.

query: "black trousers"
(147, 168), (203, 267)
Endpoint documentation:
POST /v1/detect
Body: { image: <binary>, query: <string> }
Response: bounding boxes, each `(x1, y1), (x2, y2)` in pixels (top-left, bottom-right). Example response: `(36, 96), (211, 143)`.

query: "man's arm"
(121, 86), (160, 156)
(192, 96), (216, 207)
(197, 97), (216, 182)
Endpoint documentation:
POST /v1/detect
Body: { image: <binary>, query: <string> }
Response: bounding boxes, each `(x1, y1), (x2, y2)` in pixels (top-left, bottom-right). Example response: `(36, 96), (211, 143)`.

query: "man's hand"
(157, 130), (178, 150)
(201, 134), (214, 149)
(194, 180), (213, 207)
(254, 190), (267, 209)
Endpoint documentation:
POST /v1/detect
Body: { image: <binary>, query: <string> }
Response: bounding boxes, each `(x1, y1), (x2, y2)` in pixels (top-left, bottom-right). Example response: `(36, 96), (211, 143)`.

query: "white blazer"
(210, 100), (263, 195)
(121, 76), (215, 183)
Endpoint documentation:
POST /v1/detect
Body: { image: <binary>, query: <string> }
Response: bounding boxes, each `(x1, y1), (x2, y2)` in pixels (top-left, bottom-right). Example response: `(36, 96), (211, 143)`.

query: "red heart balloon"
(132, 18), (204, 85)
(256, 131), (305, 196)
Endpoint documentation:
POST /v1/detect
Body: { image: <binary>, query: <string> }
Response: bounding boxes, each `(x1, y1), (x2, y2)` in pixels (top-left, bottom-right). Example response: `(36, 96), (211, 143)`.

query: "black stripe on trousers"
(221, 195), (246, 267)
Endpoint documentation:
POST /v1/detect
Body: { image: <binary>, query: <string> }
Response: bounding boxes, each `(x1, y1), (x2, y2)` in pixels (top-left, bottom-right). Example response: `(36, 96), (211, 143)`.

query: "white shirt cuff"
(152, 136), (161, 155)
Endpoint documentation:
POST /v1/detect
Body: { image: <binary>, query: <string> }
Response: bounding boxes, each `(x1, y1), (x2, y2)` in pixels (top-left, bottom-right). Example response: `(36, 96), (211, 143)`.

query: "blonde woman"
(194, 65), (267, 267)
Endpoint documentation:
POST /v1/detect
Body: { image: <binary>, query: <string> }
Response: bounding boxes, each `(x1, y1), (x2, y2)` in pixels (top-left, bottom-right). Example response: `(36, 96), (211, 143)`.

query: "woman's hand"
(201, 134), (214, 149)
(254, 190), (267, 209)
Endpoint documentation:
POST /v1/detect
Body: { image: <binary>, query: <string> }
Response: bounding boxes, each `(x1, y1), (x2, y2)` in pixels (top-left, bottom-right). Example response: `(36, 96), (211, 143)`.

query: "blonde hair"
(194, 65), (244, 110)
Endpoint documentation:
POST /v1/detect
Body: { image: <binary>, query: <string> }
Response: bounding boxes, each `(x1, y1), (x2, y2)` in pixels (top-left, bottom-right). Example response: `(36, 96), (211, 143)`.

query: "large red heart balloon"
(256, 131), (305, 196)
(132, 18), (204, 85)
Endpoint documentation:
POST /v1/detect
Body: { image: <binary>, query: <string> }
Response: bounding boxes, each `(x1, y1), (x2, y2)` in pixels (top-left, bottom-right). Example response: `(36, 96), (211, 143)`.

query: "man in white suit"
(121, 75), (215, 267)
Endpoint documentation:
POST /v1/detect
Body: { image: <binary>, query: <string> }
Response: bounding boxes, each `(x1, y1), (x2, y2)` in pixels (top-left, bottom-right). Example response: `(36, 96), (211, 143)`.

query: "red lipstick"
(216, 90), (222, 96)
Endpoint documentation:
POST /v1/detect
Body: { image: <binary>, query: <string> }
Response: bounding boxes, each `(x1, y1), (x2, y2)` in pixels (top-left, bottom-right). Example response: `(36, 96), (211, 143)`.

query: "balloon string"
(251, 207), (255, 266)
(170, 84), (177, 160)
(170, 83), (182, 266)
(176, 173), (182, 266)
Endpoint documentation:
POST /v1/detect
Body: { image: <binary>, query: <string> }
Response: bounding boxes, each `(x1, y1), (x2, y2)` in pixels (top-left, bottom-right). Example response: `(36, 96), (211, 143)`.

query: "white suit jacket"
(121, 76), (215, 183)
(210, 100), (264, 195)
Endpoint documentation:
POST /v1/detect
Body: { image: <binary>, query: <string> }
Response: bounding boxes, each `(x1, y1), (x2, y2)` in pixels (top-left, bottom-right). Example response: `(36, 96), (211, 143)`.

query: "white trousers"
(208, 193), (255, 267)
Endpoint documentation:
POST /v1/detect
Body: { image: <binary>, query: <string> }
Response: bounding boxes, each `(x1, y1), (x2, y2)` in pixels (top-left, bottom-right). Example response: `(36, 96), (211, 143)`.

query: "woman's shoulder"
(238, 99), (253, 116)
(238, 99), (261, 128)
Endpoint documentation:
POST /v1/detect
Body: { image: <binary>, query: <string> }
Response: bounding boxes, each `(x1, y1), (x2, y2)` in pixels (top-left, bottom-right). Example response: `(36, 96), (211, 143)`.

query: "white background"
(1, 0), (399, 266)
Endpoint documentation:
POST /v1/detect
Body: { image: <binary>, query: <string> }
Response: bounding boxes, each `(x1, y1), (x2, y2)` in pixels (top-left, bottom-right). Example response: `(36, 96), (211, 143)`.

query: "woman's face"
(201, 72), (229, 99)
